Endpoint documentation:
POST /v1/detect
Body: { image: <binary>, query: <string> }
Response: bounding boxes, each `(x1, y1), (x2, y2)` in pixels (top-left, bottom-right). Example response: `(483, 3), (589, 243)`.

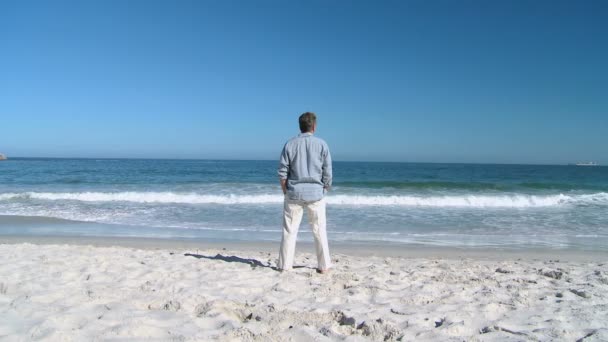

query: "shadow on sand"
(185, 253), (277, 271)
(184, 253), (311, 272)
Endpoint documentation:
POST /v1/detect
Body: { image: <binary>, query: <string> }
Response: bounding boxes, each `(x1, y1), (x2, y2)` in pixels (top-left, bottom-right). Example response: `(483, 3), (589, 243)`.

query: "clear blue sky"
(1, 0), (606, 164)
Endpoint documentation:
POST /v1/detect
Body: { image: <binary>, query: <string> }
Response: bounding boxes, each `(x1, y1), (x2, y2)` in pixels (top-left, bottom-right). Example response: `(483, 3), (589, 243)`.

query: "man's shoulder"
(311, 135), (328, 145)
(284, 134), (329, 148)
(310, 136), (330, 149)
(284, 135), (301, 147)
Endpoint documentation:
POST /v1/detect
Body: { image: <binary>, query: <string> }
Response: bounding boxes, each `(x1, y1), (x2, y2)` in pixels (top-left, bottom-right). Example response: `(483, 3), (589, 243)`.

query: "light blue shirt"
(278, 132), (332, 201)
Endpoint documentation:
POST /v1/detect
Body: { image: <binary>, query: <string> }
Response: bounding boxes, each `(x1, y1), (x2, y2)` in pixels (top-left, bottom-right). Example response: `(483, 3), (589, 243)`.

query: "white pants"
(278, 197), (331, 271)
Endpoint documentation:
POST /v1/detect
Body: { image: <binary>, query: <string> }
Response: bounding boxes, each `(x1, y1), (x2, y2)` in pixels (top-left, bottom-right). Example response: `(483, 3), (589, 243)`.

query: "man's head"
(299, 112), (317, 133)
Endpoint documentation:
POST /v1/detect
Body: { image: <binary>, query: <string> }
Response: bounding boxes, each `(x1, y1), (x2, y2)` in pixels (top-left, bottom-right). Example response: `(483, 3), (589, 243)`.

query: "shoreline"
(2, 234), (606, 262)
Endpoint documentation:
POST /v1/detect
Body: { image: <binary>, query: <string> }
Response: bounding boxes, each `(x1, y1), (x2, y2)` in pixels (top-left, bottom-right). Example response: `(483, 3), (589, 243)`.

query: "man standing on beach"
(277, 112), (332, 273)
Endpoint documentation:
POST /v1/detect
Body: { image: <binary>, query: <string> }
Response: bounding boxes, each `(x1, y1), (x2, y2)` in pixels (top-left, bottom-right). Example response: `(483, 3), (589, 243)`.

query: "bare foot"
(316, 268), (330, 274)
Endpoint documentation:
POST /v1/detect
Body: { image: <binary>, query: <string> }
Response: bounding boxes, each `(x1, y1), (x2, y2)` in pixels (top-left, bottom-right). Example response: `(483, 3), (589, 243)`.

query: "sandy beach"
(1, 237), (607, 341)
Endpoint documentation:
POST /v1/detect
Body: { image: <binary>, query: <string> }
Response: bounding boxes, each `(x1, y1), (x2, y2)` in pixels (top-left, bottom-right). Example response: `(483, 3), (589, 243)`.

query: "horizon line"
(3, 156), (603, 167)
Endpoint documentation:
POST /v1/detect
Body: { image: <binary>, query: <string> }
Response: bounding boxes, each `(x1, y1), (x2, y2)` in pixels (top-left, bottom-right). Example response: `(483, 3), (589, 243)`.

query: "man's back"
(278, 132), (332, 202)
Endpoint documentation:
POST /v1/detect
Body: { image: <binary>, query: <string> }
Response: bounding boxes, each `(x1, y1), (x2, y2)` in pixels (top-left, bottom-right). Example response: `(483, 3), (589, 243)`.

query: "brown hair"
(299, 112), (316, 133)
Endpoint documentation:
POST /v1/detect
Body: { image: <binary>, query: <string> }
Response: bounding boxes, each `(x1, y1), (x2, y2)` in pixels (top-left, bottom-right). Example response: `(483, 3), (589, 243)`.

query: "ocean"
(1, 158), (607, 250)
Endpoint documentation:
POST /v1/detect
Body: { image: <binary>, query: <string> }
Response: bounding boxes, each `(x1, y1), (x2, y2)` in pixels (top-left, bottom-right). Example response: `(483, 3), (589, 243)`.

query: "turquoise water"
(1, 158), (607, 249)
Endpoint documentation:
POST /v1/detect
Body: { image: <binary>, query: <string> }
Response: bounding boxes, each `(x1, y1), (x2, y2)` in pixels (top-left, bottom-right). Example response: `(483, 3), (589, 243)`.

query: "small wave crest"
(2, 191), (608, 207)
(336, 181), (608, 191)
(0, 192), (280, 204)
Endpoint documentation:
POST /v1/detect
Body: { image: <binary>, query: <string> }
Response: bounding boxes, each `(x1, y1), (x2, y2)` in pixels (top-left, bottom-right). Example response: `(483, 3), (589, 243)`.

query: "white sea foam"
(2, 191), (608, 207)
(328, 194), (567, 207)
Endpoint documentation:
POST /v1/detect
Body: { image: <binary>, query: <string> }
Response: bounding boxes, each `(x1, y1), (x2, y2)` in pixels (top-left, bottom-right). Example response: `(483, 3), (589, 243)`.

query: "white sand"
(1, 242), (607, 341)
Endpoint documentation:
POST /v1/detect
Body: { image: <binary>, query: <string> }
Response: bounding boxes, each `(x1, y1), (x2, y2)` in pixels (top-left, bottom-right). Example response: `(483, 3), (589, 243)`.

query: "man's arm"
(278, 145), (289, 194)
(322, 147), (332, 191)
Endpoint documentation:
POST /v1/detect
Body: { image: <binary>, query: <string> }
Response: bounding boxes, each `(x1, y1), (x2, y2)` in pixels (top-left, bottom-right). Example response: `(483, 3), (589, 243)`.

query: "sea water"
(1, 158), (607, 250)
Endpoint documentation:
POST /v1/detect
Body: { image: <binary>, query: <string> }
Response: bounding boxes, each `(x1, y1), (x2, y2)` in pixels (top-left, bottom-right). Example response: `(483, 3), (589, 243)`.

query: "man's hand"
(280, 179), (288, 195)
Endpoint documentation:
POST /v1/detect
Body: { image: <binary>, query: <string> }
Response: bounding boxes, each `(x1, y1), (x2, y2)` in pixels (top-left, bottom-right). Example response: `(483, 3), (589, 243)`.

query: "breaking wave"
(1, 191), (607, 208)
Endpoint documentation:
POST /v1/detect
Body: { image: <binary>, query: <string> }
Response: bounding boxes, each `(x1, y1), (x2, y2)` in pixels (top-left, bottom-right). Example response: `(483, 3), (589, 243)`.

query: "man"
(277, 112), (332, 273)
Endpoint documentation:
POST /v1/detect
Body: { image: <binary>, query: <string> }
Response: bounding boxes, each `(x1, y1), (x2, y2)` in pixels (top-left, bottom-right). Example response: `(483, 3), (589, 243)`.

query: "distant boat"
(0, 153), (6, 161)
(575, 162), (597, 166)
